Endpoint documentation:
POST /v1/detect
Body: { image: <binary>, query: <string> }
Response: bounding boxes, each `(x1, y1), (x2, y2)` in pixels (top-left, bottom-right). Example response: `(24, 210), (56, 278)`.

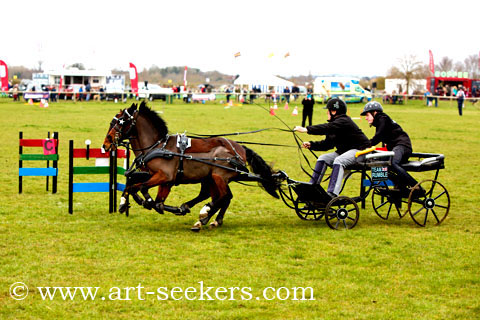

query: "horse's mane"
(136, 101), (169, 139)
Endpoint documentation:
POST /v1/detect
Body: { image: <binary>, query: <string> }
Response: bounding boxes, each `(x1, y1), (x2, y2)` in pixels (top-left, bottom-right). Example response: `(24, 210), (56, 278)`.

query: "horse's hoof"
(154, 203), (164, 214)
(180, 204), (191, 214)
(191, 221), (202, 232)
(119, 204), (130, 214)
(143, 198), (154, 210)
(209, 221), (220, 229)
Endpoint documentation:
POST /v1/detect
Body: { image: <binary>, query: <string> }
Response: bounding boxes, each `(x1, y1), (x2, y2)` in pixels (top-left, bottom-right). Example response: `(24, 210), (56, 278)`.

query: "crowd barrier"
(68, 140), (130, 215)
(19, 131), (59, 194)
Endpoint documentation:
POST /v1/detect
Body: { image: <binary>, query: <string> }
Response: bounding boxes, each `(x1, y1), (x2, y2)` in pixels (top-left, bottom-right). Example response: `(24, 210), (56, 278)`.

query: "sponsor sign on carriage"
(371, 166), (388, 182)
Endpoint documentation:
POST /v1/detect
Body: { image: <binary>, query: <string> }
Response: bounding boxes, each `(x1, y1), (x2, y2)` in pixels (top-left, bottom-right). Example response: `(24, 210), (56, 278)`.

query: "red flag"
(0, 60), (9, 92)
(58, 64), (65, 92)
(183, 66), (188, 89)
(429, 50), (435, 74)
(129, 62), (138, 96)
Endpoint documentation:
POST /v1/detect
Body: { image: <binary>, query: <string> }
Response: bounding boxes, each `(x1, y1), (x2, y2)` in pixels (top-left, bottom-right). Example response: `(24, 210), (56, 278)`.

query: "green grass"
(1, 97), (479, 319)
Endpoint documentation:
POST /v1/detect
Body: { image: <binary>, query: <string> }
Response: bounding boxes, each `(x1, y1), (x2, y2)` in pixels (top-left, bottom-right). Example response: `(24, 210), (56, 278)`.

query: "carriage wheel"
(325, 196), (359, 230)
(294, 201), (325, 221)
(407, 180), (450, 227)
(371, 183), (408, 220)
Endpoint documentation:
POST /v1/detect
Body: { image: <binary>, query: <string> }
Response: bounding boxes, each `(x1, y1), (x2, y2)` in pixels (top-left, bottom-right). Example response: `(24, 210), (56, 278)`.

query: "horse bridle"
(110, 108), (138, 147)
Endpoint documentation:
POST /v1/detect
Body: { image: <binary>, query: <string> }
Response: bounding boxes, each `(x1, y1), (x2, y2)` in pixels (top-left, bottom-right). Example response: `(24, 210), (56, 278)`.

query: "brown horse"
(102, 102), (278, 231)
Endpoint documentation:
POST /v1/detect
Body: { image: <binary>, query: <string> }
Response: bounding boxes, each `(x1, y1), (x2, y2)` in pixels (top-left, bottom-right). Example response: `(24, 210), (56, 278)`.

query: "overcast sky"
(2, 0), (478, 77)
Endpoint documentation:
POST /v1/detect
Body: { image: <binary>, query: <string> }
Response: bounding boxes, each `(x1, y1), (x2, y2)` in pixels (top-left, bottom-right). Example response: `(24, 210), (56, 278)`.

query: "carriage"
(276, 148), (450, 230)
(103, 102), (450, 231)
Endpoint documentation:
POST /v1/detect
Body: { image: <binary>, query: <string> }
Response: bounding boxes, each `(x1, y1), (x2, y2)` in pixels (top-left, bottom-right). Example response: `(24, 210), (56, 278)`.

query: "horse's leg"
(152, 184), (172, 214)
(191, 174), (228, 231)
(180, 180), (211, 214)
(210, 186), (233, 228)
(140, 186), (156, 210)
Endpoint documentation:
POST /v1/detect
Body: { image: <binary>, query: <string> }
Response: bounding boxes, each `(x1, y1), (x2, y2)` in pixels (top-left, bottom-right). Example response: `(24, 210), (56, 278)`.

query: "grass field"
(1, 97), (479, 319)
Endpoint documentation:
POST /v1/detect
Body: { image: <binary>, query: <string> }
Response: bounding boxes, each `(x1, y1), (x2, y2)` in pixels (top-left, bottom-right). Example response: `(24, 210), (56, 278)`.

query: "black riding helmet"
(361, 101), (383, 116)
(324, 98), (347, 116)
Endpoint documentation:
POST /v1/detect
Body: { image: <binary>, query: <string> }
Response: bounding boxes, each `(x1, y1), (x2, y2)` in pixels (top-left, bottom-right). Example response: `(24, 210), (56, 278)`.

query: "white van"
(314, 77), (371, 103)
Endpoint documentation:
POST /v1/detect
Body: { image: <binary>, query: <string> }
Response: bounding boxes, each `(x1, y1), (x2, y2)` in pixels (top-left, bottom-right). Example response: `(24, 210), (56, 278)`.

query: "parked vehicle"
(137, 83), (173, 101)
(314, 76), (371, 103)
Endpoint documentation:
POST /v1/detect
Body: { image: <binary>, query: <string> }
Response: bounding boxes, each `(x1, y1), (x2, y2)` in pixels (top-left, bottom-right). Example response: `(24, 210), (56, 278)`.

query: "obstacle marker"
(68, 140), (130, 214)
(292, 106), (298, 116)
(19, 131), (59, 194)
(284, 102), (289, 110)
(270, 106), (276, 116)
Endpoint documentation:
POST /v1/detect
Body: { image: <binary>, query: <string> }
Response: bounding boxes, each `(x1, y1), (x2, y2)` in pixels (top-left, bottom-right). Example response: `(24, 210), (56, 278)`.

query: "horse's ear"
(140, 100), (147, 110)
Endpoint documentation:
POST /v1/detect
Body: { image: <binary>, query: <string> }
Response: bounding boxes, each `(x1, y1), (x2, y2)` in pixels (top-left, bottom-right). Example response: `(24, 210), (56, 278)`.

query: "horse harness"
(126, 133), (251, 186)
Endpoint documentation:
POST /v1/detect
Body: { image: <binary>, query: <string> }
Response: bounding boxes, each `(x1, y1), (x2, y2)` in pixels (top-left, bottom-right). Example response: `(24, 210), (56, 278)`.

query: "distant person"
(12, 84), (19, 101)
(225, 87), (231, 103)
(456, 86), (465, 116)
(294, 98), (371, 198)
(284, 86), (291, 103)
(301, 94), (315, 127)
(85, 83), (91, 101)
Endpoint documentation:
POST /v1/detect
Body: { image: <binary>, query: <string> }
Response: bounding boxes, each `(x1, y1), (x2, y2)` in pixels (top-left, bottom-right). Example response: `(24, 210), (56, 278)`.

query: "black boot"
(309, 161), (325, 184)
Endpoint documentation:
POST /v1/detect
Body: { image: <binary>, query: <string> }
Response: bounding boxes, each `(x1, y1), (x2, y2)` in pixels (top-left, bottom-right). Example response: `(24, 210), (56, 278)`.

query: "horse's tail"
(242, 146), (279, 199)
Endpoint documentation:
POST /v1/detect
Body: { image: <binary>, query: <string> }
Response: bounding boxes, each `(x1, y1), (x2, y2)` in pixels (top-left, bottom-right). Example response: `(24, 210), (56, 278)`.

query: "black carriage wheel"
(407, 180), (450, 227)
(325, 196), (359, 230)
(293, 200), (325, 221)
(371, 184), (408, 220)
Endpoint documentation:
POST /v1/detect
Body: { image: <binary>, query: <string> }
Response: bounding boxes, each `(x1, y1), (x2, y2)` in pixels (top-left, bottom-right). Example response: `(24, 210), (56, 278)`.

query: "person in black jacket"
(360, 101), (422, 194)
(301, 94), (315, 127)
(294, 98), (371, 198)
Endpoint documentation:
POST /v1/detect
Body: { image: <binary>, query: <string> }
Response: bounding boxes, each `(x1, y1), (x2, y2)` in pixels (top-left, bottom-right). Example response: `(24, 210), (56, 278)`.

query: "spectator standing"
(456, 86), (465, 116)
(85, 83), (91, 101)
(301, 94), (315, 127)
(12, 84), (19, 101)
(284, 86), (291, 103)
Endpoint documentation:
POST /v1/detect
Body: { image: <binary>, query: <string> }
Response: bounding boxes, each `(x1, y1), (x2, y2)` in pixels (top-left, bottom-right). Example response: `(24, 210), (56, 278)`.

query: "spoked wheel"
(371, 184), (408, 220)
(294, 201), (325, 221)
(407, 180), (450, 227)
(325, 196), (359, 230)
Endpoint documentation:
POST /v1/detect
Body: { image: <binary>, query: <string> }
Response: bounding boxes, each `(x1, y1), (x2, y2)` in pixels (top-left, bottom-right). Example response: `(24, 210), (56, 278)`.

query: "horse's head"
(102, 103), (138, 151)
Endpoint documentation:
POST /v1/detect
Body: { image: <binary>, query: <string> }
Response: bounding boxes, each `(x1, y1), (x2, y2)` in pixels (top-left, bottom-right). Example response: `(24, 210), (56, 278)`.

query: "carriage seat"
(400, 153), (445, 172)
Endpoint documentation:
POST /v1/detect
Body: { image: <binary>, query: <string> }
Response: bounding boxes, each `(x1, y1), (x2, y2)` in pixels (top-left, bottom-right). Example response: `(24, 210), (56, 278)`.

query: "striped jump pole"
(68, 140), (129, 215)
(19, 131), (59, 194)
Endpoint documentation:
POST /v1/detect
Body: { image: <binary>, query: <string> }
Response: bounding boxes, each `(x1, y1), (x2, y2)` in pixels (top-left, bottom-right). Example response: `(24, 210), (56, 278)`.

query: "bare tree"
(387, 55), (427, 94)
(464, 54), (479, 78)
(68, 63), (85, 70)
(436, 56), (453, 72)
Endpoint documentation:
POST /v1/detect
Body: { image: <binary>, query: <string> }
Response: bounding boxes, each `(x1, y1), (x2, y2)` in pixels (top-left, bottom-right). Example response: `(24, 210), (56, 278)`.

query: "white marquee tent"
(234, 73), (293, 93)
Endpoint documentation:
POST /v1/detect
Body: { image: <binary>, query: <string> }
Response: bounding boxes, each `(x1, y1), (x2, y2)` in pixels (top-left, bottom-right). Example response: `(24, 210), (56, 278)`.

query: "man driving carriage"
(360, 101), (425, 197)
(294, 98), (371, 198)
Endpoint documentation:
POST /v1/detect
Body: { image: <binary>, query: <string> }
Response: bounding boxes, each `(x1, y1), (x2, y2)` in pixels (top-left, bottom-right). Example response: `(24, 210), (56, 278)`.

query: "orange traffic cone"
(269, 106), (276, 116)
(28, 99), (33, 105)
(273, 103), (278, 110)
(292, 106), (298, 116)
(39, 99), (44, 107)
(284, 102), (289, 110)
